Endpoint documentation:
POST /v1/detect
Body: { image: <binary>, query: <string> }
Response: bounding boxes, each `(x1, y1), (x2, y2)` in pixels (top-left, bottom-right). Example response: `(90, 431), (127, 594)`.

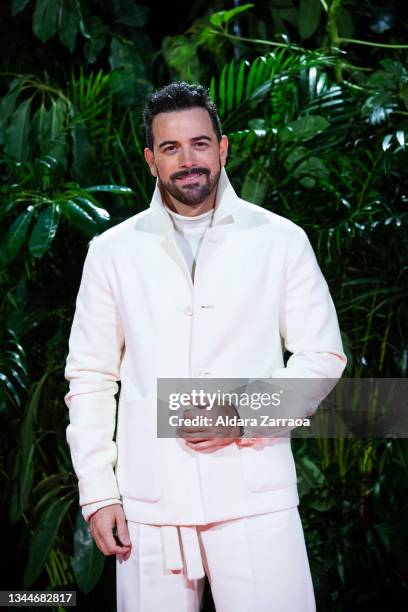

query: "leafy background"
(0, 0), (407, 610)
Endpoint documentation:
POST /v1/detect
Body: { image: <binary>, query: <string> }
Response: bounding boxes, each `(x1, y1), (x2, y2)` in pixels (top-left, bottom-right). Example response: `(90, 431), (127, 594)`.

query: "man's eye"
(165, 146), (176, 152)
(195, 142), (208, 147)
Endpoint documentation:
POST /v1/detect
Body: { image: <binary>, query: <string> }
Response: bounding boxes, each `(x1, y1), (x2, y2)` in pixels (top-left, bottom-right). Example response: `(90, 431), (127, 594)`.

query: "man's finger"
(116, 513), (132, 547)
(96, 526), (131, 555)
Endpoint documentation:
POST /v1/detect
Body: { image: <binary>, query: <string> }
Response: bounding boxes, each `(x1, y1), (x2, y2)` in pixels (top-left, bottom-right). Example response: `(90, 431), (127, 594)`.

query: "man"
(64, 81), (347, 611)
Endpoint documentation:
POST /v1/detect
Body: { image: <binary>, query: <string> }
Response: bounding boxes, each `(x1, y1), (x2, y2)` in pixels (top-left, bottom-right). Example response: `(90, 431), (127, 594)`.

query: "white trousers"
(116, 506), (316, 612)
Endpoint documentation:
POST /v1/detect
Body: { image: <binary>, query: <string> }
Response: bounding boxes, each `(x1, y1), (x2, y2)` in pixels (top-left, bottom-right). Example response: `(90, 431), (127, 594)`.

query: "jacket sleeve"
(272, 226), (347, 381)
(82, 498), (122, 522)
(237, 227), (347, 442)
(64, 236), (125, 506)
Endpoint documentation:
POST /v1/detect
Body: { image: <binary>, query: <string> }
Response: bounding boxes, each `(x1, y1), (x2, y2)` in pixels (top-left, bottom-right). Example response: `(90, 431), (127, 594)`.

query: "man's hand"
(89, 504), (132, 562)
(176, 397), (241, 451)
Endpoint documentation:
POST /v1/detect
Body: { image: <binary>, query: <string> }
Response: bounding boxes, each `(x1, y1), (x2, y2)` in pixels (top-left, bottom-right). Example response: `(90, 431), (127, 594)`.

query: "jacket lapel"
(134, 168), (242, 288)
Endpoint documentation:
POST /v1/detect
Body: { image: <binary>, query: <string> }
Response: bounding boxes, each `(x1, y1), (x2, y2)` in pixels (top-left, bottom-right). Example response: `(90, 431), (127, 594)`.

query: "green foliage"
(24, 496), (74, 587)
(73, 511), (105, 593)
(0, 327), (28, 412)
(1, 1), (407, 609)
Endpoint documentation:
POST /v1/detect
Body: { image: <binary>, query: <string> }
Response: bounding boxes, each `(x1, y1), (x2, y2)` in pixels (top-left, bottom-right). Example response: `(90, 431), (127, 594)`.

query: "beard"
(157, 162), (221, 206)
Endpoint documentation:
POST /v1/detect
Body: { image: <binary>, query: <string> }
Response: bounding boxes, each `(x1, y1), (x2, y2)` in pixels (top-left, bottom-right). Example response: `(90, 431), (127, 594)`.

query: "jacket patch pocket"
(115, 399), (163, 502)
(239, 439), (297, 493)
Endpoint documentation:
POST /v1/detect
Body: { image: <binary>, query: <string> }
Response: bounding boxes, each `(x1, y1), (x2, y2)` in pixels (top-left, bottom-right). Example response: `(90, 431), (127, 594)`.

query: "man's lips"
(175, 172), (207, 183)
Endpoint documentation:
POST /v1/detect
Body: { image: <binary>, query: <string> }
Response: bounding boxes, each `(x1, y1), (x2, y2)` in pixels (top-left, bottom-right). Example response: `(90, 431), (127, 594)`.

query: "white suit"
(64, 167), (347, 608)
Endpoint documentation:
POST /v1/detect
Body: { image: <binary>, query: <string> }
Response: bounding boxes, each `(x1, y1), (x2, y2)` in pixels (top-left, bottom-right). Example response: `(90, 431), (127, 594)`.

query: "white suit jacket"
(64, 168), (346, 575)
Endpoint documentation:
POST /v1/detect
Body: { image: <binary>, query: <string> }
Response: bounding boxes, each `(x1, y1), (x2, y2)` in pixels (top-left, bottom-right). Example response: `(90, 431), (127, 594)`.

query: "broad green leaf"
(86, 185), (134, 194)
(210, 3), (254, 27)
(60, 200), (99, 237)
(336, 7), (353, 38)
(83, 16), (108, 63)
(285, 147), (328, 188)
(241, 161), (269, 205)
(109, 37), (152, 105)
(236, 60), (249, 106)
(226, 61), (235, 113)
(396, 130), (405, 147)
(161, 35), (199, 81)
(245, 57), (259, 98)
(9, 446), (34, 523)
(10, 373), (48, 521)
(28, 204), (61, 258)
(280, 115), (329, 141)
(382, 134), (393, 151)
(72, 197), (110, 225)
(11, 0), (32, 15)
(309, 493), (335, 512)
(47, 135), (68, 172)
(33, 0), (61, 43)
(71, 119), (95, 181)
(298, 456), (325, 489)
(298, 0), (321, 39)
(0, 85), (21, 144)
(32, 474), (67, 498)
(113, 0), (149, 27)
(0, 379), (22, 409)
(73, 510), (105, 593)
(218, 63), (228, 117)
(0, 207), (35, 269)
(48, 99), (66, 141)
(254, 56), (268, 90)
(58, 0), (79, 52)
(4, 98), (32, 161)
(32, 487), (63, 520)
(31, 103), (48, 151)
(6, 307), (49, 337)
(24, 497), (73, 587)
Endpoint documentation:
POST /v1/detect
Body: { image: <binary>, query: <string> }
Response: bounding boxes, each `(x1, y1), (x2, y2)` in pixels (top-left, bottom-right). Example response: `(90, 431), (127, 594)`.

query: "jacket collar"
(148, 167), (241, 234)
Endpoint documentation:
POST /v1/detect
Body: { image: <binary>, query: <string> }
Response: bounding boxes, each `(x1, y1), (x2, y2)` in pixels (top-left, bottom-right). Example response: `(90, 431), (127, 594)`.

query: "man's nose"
(178, 147), (198, 167)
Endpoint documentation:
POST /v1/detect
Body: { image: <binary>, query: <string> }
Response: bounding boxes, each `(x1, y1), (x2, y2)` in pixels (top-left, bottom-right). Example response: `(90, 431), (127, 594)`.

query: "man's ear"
(219, 135), (229, 167)
(144, 147), (157, 177)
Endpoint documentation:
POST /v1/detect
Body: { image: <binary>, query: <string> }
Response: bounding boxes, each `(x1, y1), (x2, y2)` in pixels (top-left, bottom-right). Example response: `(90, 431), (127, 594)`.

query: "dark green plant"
(1, 2), (407, 610)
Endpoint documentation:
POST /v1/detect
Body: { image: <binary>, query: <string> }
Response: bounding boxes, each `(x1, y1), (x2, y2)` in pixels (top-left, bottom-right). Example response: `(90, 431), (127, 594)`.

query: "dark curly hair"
(142, 81), (222, 150)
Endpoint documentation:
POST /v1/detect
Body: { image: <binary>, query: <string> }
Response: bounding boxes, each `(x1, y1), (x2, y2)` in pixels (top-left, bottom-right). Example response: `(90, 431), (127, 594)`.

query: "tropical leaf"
(0, 81), (22, 145)
(24, 496), (73, 587)
(11, 0), (32, 15)
(83, 16), (108, 63)
(3, 98), (32, 161)
(9, 373), (48, 522)
(60, 199), (104, 236)
(57, 0), (80, 52)
(112, 0), (149, 28)
(0, 328), (28, 413)
(85, 184), (134, 194)
(209, 50), (335, 130)
(0, 206), (35, 269)
(73, 510), (105, 593)
(298, 0), (321, 40)
(71, 118), (96, 181)
(209, 3), (254, 28)
(71, 197), (110, 225)
(32, 0), (60, 43)
(28, 204), (61, 258)
(241, 158), (270, 205)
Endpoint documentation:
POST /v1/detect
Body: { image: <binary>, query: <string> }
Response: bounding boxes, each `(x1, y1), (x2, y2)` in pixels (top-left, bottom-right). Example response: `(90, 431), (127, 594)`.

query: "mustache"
(171, 168), (210, 180)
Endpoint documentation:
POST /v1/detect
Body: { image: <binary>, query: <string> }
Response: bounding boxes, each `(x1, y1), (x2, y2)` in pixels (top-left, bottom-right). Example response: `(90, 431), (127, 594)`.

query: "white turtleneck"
(164, 204), (215, 282)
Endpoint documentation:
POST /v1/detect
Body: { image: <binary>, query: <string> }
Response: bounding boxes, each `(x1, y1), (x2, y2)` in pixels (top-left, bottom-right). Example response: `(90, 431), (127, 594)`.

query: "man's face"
(144, 107), (228, 208)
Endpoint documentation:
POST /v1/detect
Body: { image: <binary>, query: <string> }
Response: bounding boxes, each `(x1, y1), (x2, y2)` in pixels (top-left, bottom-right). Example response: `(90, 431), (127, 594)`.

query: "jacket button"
(183, 305), (193, 316)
